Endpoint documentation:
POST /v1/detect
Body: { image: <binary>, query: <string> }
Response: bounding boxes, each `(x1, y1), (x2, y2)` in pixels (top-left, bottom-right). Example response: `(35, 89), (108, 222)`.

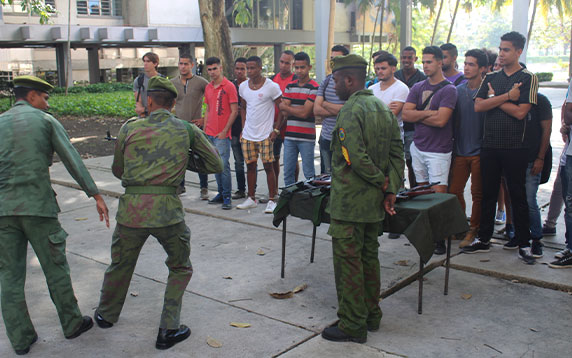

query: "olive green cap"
(147, 76), (178, 97)
(13, 75), (54, 93)
(331, 54), (368, 73)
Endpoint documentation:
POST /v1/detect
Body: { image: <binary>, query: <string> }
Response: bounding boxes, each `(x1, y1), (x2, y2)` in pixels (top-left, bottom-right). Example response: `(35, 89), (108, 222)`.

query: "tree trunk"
(198, 0), (234, 78)
(430, 0), (444, 45)
(362, 10), (367, 57)
(447, 0), (460, 43)
(379, 1), (385, 48)
(526, 0), (538, 50)
(327, 0), (336, 74)
(368, 3), (381, 74)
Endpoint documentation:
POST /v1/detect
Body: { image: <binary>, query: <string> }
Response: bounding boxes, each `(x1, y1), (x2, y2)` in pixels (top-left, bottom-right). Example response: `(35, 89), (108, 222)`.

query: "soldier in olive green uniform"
(321, 55), (404, 343)
(0, 76), (110, 355)
(94, 76), (222, 350)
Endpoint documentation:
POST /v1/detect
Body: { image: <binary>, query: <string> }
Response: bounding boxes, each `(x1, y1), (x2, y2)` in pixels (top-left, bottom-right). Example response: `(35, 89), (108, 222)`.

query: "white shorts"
(410, 142), (452, 186)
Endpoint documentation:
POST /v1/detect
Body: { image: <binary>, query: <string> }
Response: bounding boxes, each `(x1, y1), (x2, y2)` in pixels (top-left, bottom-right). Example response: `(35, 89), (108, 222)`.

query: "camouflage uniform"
(328, 89), (404, 338)
(0, 100), (100, 350)
(97, 107), (222, 329)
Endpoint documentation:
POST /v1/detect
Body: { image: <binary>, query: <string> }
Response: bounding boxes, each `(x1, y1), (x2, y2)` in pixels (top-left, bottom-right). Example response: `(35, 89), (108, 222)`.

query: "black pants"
(479, 148), (531, 247)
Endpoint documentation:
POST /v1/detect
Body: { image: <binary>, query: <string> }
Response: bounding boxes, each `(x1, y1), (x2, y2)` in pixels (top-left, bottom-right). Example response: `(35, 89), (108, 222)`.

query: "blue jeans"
(207, 135), (231, 199)
(231, 135), (246, 192)
(198, 173), (208, 189)
(525, 162), (542, 240)
(283, 139), (316, 186)
(319, 135), (332, 175)
(562, 156), (572, 249)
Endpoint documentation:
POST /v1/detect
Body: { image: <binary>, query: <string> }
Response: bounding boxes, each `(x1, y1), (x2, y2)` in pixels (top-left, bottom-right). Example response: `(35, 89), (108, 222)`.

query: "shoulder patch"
(338, 128), (346, 141)
(341, 145), (351, 165)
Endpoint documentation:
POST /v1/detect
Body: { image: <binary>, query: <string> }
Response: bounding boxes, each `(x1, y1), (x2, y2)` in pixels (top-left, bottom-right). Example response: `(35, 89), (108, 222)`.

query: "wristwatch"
(488, 93), (494, 98)
(273, 128), (280, 135)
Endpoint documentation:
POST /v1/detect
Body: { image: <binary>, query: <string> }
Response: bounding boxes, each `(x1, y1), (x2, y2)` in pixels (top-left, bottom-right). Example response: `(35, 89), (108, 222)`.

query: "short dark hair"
(205, 57), (221, 66)
(179, 53), (193, 62)
(148, 91), (175, 108)
(482, 48), (497, 70)
(331, 45), (349, 55)
(372, 50), (389, 59)
(337, 68), (366, 87)
(294, 51), (311, 65)
(235, 57), (247, 65)
(501, 31), (526, 50)
(465, 49), (488, 68)
(422, 46), (443, 60)
(142, 52), (159, 69)
(246, 56), (262, 67)
(402, 46), (416, 54)
(14, 87), (33, 100)
(440, 43), (458, 57)
(282, 50), (295, 58)
(374, 53), (398, 67)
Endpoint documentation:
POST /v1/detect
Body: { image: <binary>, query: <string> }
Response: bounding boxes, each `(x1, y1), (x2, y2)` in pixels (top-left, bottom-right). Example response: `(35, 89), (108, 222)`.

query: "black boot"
(321, 325), (366, 343)
(14, 334), (38, 355)
(94, 309), (114, 329)
(65, 316), (93, 339)
(155, 325), (191, 350)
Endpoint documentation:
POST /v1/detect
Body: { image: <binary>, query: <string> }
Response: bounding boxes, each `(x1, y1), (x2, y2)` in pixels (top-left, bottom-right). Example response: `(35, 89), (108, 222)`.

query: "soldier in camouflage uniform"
(321, 55), (404, 343)
(0, 76), (110, 355)
(94, 76), (222, 350)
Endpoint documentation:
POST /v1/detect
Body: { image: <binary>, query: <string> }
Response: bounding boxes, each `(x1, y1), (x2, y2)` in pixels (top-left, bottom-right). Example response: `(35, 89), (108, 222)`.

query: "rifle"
(396, 182), (440, 200)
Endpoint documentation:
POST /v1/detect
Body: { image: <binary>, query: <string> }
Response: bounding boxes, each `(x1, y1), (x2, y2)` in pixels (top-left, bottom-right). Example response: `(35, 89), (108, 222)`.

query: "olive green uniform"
(0, 101), (100, 350)
(328, 89), (404, 338)
(96, 107), (222, 329)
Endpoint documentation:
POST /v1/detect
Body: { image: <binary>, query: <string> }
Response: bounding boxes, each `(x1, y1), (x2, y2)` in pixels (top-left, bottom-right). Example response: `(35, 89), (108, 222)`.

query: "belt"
(125, 186), (177, 195)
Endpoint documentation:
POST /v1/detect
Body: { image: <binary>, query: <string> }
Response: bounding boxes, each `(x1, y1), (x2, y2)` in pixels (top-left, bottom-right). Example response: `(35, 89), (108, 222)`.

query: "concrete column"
(314, 0), (330, 83)
(512, 0), (530, 62)
(178, 43), (195, 59)
(87, 47), (101, 84)
(273, 44), (284, 76)
(400, 0), (412, 54)
(55, 43), (72, 87)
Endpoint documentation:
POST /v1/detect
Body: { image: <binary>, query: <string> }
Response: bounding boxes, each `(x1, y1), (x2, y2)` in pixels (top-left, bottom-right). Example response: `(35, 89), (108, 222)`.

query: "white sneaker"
(555, 248), (571, 259)
(264, 200), (277, 214)
(237, 197), (258, 210)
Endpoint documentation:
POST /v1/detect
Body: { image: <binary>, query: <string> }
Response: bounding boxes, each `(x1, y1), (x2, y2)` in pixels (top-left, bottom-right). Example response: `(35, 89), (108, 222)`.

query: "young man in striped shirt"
(277, 52), (319, 186)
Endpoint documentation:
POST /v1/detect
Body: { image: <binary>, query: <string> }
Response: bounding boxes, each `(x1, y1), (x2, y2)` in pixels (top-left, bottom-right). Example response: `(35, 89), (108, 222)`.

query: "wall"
(147, 0), (201, 27)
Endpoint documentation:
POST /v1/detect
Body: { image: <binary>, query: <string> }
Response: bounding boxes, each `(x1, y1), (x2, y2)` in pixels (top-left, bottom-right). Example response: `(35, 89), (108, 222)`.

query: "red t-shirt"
(204, 77), (238, 138)
(272, 73), (296, 138)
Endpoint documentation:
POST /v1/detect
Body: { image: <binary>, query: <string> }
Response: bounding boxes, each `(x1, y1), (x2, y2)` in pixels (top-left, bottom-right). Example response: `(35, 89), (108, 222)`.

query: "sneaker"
(542, 225), (556, 236)
(518, 247), (536, 264)
(264, 200), (277, 214)
(208, 193), (223, 204)
(505, 223), (515, 240)
(548, 253), (572, 269)
(555, 248), (571, 259)
(503, 237), (519, 250)
(388, 233), (400, 239)
(200, 188), (209, 200)
(434, 240), (446, 255)
(459, 229), (477, 249)
(531, 240), (543, 258)
(232, 190), (246, 200)
(237, 197), (257, 210)
(462, 238), (491, 254)
(222, 197), (232, 210)
(495, 210), (506, 225)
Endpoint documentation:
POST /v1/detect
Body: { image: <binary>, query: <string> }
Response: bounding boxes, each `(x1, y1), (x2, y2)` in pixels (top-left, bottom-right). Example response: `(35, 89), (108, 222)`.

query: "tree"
(198, 0), (235, 78)
(344, 0), (375, 57)
(0, 0), (55, 24)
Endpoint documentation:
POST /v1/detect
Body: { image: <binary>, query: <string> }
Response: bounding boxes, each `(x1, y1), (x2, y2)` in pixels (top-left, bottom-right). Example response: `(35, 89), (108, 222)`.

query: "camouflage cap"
(13, 75), (54, 93)
(331, 54), (368, 73)
(147, 76), (178, 97)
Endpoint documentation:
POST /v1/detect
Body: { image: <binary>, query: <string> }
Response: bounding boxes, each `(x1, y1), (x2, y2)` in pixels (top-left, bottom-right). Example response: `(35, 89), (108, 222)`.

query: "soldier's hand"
(383, 194), (397, 216)
(94, 194), (110, 228)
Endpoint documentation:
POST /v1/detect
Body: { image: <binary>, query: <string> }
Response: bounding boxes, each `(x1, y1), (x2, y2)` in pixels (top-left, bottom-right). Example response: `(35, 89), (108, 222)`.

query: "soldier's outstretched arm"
(191, 125), (223, 173)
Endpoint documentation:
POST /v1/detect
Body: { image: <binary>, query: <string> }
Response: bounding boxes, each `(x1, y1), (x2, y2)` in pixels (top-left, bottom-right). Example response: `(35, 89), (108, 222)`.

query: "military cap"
(331, 54), (368, 73)
(13, 75), (54, 93)
(147, 76), (178, 97)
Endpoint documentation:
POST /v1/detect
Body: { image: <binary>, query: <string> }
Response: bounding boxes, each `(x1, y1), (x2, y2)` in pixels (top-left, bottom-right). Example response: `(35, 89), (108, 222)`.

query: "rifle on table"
(396, 182), (440, 200)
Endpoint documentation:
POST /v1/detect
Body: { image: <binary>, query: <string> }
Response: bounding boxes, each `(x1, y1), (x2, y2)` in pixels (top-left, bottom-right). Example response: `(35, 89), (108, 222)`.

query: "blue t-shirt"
(317, 74), (345, 141)
(453, 83), (484, 156)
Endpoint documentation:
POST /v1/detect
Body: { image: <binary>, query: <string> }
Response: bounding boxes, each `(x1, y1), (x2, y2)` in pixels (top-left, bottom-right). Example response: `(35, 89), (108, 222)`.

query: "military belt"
(125, 186), (177, 195)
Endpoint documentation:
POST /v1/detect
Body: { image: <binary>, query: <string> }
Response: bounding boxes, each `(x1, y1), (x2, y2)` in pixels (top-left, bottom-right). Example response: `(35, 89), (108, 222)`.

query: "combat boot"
(156, 325), (191, 350)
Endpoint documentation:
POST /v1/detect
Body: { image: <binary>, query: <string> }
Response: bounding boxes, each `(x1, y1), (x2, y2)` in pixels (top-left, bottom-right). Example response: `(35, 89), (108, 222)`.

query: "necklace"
(250, 78), (265, 90)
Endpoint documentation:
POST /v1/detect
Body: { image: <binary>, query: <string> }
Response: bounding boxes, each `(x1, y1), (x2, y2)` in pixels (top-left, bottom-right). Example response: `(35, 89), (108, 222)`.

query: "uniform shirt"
(112, 108), (221, 228)
(524, 93), (552, 162)
(204, 77), (238, 138)
(283, 79), (319, 142)
(329, 90), (404, 223)
(395, 68), (427, 132)
(0, 101), (99, 217)
(476, 68), (539, 149)
(317, 74), (345, 141)
(453, 82), (484, 156)
(171, 75), (209, 122)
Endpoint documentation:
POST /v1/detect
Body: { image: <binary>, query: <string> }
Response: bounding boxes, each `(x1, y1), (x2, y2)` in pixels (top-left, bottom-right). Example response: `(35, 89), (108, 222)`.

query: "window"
(76, 0), (122, 16)
(225, 0), (299, 30)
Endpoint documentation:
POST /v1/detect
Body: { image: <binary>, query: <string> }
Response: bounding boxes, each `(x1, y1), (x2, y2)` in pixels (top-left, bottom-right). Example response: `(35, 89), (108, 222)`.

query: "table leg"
(310, 225), (316, 263)
(281, 217), (287, 279)
(418, 256), (423, 314)
(444, 235), (452, 295)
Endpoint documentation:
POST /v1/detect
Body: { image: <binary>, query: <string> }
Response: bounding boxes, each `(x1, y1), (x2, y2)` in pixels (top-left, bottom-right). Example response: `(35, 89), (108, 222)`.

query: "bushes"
(535, 72), (553, 82)
(52, 82), (133, 94)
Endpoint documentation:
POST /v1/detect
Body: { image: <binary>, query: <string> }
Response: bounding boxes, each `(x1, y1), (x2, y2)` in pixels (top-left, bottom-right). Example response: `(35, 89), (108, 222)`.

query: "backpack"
(136, 73), (166, 103)
(453, 74), (465, 86)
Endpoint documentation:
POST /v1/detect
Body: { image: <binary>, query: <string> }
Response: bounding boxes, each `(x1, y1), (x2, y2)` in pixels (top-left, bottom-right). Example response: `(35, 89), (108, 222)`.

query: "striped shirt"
(476, 68), (538, 149)
(317, 74), (346, 141)
(284, 79), (319, 142)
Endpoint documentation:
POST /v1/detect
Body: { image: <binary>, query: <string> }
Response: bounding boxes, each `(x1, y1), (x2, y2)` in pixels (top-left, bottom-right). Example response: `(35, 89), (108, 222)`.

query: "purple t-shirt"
(446, 71), (466, 86)
(406, 80), (458, 153)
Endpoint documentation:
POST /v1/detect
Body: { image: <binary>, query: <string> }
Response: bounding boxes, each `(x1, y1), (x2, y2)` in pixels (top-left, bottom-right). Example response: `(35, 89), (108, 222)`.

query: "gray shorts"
(403, 130), (414, 161)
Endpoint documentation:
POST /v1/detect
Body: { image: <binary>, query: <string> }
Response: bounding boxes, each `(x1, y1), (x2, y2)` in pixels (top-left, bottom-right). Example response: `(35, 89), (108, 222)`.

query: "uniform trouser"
(448, 155), (482, 229)
(328, 220), (382, 338)
(0, 216), (83, 350)
(97, 222), (192, 329)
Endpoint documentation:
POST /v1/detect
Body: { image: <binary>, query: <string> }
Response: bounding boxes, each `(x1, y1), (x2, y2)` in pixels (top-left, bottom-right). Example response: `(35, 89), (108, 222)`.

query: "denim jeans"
(283, 139), (316, 186)
(319, 136), (332, 175)
(561, 156), (572, 249)
(525, 161), (542, 240)
(231, 135), (246, 192)
(207, 135), (231, 199)
(198, 173), (208, 189)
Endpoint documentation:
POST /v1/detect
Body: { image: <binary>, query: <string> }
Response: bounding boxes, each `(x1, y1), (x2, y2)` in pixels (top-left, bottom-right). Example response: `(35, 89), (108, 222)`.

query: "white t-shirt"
(368, 79), (409, 138)
(239, 79), (282, 141)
